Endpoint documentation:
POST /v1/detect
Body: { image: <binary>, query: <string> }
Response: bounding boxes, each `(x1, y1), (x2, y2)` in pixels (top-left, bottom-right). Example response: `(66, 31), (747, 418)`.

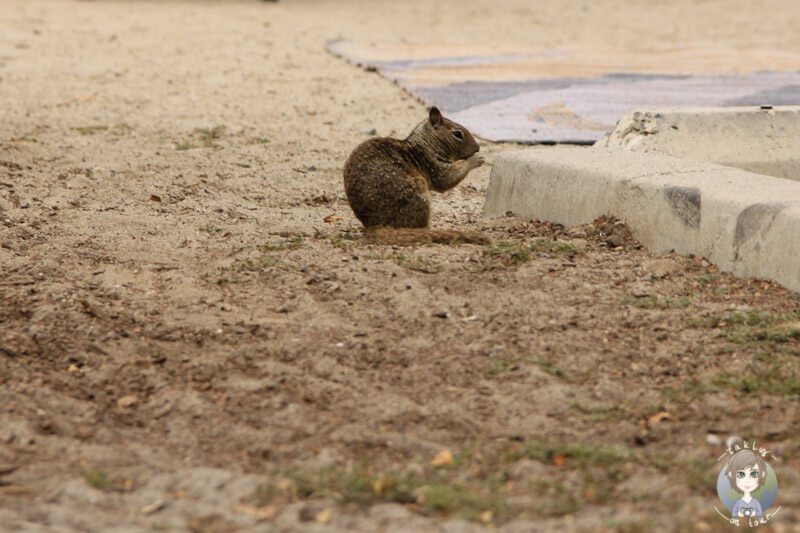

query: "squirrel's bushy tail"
(365, 227), (490, 245)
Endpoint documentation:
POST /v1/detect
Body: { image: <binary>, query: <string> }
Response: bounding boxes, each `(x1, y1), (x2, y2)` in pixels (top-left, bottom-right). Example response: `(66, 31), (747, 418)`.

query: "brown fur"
(343, 107), (486, 242)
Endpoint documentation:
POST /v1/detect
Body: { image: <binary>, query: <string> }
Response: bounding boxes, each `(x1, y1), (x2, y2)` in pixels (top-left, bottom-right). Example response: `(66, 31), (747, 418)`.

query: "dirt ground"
(2, 1), (800, 531)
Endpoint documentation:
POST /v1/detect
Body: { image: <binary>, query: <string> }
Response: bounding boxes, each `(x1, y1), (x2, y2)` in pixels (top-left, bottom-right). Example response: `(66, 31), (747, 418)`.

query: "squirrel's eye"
(452, 130), (463, 140)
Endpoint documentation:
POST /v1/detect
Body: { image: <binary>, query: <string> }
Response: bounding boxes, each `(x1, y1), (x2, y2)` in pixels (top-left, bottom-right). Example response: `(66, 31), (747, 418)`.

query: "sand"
(1, 0), (799, 531)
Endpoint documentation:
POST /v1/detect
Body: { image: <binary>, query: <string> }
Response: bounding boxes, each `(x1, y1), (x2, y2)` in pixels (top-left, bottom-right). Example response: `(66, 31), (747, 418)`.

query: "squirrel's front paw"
(468, 153), (486, 168)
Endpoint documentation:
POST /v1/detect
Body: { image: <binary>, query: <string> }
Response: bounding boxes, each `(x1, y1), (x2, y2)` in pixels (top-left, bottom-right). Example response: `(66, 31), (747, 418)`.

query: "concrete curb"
(597, 106), (800, 181)
(484, 147), (800, 292)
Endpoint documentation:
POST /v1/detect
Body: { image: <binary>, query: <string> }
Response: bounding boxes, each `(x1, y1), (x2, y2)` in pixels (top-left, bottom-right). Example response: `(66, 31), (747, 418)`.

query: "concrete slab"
(484, 147), (800, 292)
(597, 106), (800, 181)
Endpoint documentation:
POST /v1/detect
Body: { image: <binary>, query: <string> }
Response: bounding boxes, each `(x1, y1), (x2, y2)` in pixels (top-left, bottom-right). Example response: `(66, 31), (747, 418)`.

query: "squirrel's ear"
(429, 106), (442, 126)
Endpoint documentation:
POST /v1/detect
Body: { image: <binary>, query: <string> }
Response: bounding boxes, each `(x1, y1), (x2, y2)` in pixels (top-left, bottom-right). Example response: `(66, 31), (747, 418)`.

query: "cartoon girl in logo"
(725, 449), (767, 517)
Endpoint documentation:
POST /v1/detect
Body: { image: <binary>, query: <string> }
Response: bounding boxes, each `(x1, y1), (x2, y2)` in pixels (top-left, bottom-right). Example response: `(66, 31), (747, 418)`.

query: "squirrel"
(343, 107), (489, 245)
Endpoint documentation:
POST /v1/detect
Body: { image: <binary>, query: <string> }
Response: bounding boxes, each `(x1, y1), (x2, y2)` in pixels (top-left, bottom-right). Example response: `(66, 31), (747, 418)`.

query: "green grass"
(523, 437), (630, 469)
(533, 357), (569, 379)
(255, 435), (749, 525)
(81, 467), (132, 492)
(481, 242), (532, 269)
(482, 354), (569, 380)
(313, 226), (362, 251)
(73, 125), (108, 135)
(231, 255), (281, 272)
(688, 309), (800, 345)
(530, 240), (581, 256)
(203, 253), (293, 285)
(475, 240), (581, 271)
(174, 125), (227, 151)
(696, 273), (714, 287)
(195, 125), (226, 148)
(712, 362), (800, 397)
(394, 254), (443, 274)
(569, 401), (623, 421)
(262, 233), (304, 251)
(82, 468), (110, 490)
(621, 295), (692, 309)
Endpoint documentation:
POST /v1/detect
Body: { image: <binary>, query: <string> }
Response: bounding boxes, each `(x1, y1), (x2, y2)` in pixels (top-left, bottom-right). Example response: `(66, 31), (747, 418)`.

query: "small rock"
(298, 506), (316, 522)
(117, 395), (138, 408)
(606, 233), (626, 248)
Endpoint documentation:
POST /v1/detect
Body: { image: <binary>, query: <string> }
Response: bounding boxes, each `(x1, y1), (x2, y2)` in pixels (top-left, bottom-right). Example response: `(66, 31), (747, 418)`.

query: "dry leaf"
(480, 510), (493, 523)
(233, 504), (276, 521)
(646, 411), (675, 428)
(695, 520), (712, 532)
(430, 449), (453, 466)
(149, 194), (162, 202)
(553, 453), (568, 467)
(316, 508), (332, 524)
(323, 214), (342, 223)
(0, 485), (34, 496)
(582, 488), (600, 503)
(141, 499), (166, 515)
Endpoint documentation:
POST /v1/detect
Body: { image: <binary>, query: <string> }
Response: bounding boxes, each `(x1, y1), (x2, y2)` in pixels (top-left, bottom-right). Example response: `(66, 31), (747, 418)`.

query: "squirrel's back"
(343, 137), (431, 228)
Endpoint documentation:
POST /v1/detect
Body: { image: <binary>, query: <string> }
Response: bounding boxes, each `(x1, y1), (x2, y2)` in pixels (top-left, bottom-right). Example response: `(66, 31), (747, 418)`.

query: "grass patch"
(481, 242), (532, 269)
(712, 362), (800, 397)
(204, 253), (293, 285)
(696, 273), (714, 287)
(688, 309), (800, 344)
(569, 402), (623, 421)
(195, 125), (226, 148)
(660, 377), (715, 406)
(621, 295), (691, 309)
(73, 125), (108, 135)
(82, 468), (110, 490)
(678, 458), (718, 495)
(262, 232), (305, 251)
(81, 467), (131, 492)
(482, 354), (569, 380)
(530, 240), (581, 256)
(313, 226), (362, 251)
(260, 436), (737, 525)
(175, 125), (227, 151)
(281, 464), (506, 521)
(523, 437), (630, 469)
(534, 357), (569, 380)
(231, 255), (282, 272)
(476, 240), (581, 271)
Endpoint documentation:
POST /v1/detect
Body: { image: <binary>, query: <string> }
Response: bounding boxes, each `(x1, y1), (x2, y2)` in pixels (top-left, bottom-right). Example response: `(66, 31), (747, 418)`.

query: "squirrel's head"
(426, 106), (480, 161)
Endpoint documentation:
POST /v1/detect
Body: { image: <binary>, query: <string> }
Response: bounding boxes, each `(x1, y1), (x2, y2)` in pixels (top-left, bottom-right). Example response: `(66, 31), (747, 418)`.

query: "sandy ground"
(1, 1), (800, 531)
